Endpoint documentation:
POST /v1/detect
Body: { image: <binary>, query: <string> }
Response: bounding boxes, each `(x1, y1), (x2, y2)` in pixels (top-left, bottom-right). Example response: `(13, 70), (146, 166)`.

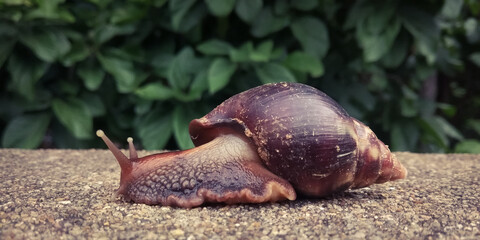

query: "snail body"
(98, 82), (407, 207)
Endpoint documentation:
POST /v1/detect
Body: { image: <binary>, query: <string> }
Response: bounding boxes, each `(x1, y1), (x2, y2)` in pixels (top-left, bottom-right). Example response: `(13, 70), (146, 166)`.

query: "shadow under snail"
(97, 82), (407, 207)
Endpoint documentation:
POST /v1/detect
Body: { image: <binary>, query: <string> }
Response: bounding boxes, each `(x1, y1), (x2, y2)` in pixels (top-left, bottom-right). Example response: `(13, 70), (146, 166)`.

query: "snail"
(97, 82), (407, 207)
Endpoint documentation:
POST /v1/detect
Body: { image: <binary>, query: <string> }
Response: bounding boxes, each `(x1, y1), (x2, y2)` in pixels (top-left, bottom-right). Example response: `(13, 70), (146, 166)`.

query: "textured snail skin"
(98, 82), (407, 207)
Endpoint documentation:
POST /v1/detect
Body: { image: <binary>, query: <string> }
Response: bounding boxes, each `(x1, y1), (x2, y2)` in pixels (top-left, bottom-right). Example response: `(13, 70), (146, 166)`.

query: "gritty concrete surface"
(0, 149), (479, 239)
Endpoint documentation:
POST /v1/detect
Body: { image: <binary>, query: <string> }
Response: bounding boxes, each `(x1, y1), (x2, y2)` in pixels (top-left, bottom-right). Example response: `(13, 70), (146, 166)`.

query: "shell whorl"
(350, 119), (407, 189)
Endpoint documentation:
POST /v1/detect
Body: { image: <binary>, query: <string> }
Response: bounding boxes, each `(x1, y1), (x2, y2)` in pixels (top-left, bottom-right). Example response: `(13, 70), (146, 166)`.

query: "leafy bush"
(0, 0), (479, 153)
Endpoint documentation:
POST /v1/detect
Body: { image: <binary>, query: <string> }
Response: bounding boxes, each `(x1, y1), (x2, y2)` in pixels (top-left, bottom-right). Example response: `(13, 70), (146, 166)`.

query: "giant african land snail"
(97, 82), (407, 207)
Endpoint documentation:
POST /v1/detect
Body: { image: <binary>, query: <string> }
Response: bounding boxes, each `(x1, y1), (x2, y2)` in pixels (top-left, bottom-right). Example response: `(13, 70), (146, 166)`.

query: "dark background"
(0, 0), (479, 153)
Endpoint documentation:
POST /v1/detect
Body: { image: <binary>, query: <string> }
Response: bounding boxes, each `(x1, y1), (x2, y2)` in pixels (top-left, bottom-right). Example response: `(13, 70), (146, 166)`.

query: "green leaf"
(364, 64), (388, 91)
(284, 51), (324, 77)
(401, 85), (418, 100)
(168, 47), (197, 90)
(291, 16), (329, 59)
(61, 39), (90, 67)
(469, 52), (480, 67)
(0, 19), (17, 35)
(250, 40), (273, 62)
(391, 121), (419, 151)
(170, 0), (196, 30)
(270, 46), (286, 60)
(25, 0), (75, 22)
(92, 24), (136, 45)
(255, 63), (296, 84)
(440, 0), (463, 19)
(170, 0), (207, 33)
(105, 46), (146, 64)
(50, 121), (92, 149)
(400, 6), (439, 64)
(344, 0), (373, 30)
(80, 93), (106, 118)
(354, 2), (400, 62)
(291, 0), (318, 11)
(357, 16), (401, 62)
(380, 31), (409, 68)
(77, 58), (105, 91)
(208, 58), (237, 94)
(454, 140), (480, 154)
(154, 0), (168, 7)
(435, 117), (464, 141)
(2, 113), (50, 148)
(135, 83), (174, 100)
(190, 70), (209, 95)
(136, 110), (173, 150)
(419, 99), (437, 118)
(196, 39), (233, 55)
(173, 106), (196, 150)
(150, 39), (175, 78)
(110, 4), (147, 24)
(349, 84), (376, 112)
(58, 79), (80, 96)
(229, 41), (275, 63)
(251, 7), (289, 37)
(152, 54), (174, 78)
(0, 37), (15, 68)
(166, 72), (208, 102)
(437, 103), (457, 118)
(52, 98), (93, 140)
(360, 1), (398, 35)
(400, 98), (418, 117)
(135, 100), (153, 115)
(235, 0), (262, 23)
(468, 0), (480, 15)
(19, 29), (71, 62)
(419, 117), (448, 149)
(7, 53), (48, 101)
(229, 42), (254, 62)
(172, 91), (202, 102)
(464, 18), (479, 44)
(467, 119), (480, 135)
(418, 116), (462, 150)
(274, 0), (288, 15)
(85, 0), (112, 8)
(97, 52), (138, 93)
(205, 0), (235, 17)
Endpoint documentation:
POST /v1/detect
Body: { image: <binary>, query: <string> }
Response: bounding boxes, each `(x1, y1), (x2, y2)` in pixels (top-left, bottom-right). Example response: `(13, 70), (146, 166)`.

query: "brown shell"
(190, 82), (405, 197)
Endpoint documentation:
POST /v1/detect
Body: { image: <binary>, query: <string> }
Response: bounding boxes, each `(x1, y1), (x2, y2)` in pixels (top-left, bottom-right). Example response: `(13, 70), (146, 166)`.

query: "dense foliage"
(0, 0), (479, 153)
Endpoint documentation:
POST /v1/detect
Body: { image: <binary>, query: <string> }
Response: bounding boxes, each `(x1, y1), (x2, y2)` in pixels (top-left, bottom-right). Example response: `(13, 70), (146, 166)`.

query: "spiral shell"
(190, 82), (406, 197)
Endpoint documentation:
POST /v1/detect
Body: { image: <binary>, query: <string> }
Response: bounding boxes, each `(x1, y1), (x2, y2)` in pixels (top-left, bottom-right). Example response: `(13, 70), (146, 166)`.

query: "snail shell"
(190, 82), (406, 196)
(98, 82), (407, 207)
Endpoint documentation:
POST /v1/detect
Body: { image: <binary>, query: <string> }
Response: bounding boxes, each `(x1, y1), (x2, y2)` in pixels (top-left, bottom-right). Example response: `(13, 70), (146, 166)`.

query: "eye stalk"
(96, 130), (131, 169)
(97, 130), (135, 195)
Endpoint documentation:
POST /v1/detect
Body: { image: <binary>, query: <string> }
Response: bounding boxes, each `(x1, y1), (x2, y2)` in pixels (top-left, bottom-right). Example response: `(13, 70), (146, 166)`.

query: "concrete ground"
(0, 149), (479, 239)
